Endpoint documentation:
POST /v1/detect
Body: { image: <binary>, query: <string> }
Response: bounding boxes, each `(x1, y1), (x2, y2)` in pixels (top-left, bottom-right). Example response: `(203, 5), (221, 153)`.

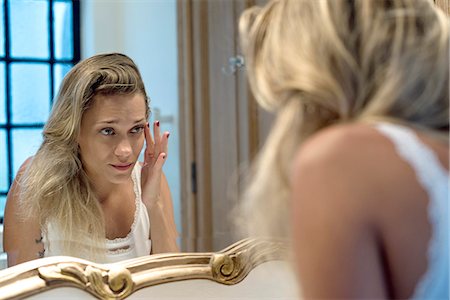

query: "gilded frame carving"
(0, 238), (288, 300)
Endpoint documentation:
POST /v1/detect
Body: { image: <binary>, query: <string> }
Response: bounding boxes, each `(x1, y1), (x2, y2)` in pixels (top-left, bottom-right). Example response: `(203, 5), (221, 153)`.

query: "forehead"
(83, 93), (147, 122)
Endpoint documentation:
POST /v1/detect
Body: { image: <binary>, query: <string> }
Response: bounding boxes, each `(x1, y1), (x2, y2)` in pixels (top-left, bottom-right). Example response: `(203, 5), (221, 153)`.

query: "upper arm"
(291, 126), (388, 298)
(3, 157), (43, 266)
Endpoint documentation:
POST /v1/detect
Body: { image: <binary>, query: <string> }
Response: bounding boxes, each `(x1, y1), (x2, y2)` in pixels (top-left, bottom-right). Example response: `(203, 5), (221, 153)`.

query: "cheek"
(79, 138), (110, 161)
(128, 135), (144, 158)
(135, 136), (145, 154)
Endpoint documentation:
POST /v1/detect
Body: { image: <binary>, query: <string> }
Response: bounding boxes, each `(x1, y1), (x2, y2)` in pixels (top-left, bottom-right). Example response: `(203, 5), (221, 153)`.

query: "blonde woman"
(4, 53), (179, 266)
(239, 0), (448, 298)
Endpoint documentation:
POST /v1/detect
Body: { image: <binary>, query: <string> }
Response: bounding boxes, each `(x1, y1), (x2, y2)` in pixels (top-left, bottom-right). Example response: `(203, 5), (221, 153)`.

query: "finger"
(153, 120), (161, 156)
(161, 131), (169, 158)
(144, 122), (154, 165)
(153, 152), (167, 172)
(144, 122), (154, 147)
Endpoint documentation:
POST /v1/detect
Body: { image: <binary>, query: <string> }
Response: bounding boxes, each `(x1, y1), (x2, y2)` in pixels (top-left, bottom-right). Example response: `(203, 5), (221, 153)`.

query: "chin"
(109, 177), (131, 185)
(108, 171), (133, 184)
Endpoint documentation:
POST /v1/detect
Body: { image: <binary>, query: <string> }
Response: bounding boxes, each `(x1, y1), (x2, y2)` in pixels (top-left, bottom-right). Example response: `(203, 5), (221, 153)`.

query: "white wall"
(81, 0), (181, 236)
(0, 226), (6, 269)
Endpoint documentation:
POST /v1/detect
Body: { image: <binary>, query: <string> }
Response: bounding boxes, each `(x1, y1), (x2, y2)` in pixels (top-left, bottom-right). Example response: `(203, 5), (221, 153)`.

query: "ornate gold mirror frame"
(0, 238), (289, 300)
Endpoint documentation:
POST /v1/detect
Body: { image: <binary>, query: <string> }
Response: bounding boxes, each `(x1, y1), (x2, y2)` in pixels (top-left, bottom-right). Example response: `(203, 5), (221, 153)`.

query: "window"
(0, 0), (80, 222)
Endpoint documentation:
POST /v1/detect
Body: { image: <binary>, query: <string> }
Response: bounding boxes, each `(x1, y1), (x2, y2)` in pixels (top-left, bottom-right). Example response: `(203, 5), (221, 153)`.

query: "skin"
(291, 123), (449, 299)
(3, 157), (42, 266)
(4, 92), (178, 266)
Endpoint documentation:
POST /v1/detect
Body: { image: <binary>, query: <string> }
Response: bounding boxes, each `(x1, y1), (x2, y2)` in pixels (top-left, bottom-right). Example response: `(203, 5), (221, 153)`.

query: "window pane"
(11, 63), (50, 124)
(11, 128), (42, 178)
(53, 63), (72, 97)
(54, 1), (73, 60)
(9, 0), (49, 59)
(0, 0), (4, 57)
(0, 195), (6, 221)
(0, 129), (7, 191)
(0, 62), (5, 124)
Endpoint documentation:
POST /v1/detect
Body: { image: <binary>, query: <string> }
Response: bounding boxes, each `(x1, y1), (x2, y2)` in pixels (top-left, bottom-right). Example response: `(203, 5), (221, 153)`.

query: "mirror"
(1, 0), (183, 268)
(4, 0), (448, 272)
(1, 0), (264, 268)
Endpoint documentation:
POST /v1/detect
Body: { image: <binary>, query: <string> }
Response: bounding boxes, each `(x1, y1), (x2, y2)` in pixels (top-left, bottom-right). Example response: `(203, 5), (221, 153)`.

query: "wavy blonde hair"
(238, 0), (449, 239)
(19, 53), (149, 260)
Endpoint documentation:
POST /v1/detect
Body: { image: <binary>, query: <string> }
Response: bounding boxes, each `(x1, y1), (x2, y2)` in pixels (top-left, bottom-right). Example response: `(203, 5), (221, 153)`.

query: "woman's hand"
(140, 121), (179, 253)
(141, 121), (169, 209)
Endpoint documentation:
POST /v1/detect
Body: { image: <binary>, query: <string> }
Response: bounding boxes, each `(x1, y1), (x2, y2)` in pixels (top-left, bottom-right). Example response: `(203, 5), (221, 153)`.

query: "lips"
(111, 163), (133, 171)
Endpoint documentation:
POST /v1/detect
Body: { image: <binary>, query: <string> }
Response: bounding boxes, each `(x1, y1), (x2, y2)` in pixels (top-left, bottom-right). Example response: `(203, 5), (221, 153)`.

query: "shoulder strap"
(374, 123), (447, 194)
(374, 123), (449, 299)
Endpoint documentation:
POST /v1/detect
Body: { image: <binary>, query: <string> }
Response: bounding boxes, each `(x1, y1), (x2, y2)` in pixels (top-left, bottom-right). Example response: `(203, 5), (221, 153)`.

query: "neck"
(88, 175), (133, 204)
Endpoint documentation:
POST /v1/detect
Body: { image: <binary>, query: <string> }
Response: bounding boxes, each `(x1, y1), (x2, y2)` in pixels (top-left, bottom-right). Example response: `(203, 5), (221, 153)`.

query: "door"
(178, 0), (270, 252)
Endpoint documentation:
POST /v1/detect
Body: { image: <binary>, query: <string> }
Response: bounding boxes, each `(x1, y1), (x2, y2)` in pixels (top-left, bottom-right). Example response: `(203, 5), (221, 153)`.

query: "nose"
(114, 138), (132, 159)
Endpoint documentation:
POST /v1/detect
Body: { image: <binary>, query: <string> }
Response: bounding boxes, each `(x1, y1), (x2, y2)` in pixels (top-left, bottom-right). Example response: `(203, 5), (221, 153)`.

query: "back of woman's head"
(237, 0), (449, 239)
(240, 0), (449, 132)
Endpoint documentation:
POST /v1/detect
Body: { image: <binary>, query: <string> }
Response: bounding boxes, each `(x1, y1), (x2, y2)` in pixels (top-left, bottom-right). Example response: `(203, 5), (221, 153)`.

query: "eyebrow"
(97, 118), (146, 125)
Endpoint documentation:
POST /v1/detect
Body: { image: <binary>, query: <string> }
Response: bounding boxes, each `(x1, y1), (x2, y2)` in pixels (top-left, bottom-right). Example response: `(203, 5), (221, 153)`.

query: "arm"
(148, 172), (179, 253)
(291, 126), (388, 299)
(141, 121), (179, 254)
(3, 158), (45, 266)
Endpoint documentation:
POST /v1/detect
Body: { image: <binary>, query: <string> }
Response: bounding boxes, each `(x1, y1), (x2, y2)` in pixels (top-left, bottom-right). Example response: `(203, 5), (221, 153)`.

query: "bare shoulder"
(290, 122), (437, 298)
(4, 156), (42, 266)
(293, 123), (389, 172)
(290, 122), (416, 224)
(15, 156), (34, 178)
(5, 156), (34, 203)
(291, 124), (392, 297)
(290, 121), (432, 239)
(292, 123), (394, 195)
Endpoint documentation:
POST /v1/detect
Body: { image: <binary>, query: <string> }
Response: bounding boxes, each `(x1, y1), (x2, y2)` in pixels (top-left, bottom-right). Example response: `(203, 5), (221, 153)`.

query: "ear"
(75, 130), (82, 150)
(75, 131), (80, 145)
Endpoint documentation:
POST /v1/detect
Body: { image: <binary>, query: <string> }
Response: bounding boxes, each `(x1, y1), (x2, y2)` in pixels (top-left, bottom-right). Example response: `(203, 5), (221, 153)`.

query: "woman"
(4, 53), (179, 265)
(239, 0), (448, 298)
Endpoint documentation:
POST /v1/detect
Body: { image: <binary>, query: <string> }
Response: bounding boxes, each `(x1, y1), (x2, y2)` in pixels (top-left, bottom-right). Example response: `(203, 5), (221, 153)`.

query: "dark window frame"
(0, 0), (80, 223)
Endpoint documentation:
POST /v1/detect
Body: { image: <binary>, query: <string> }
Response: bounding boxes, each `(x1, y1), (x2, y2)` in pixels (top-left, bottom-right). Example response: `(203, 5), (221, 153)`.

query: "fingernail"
(156, 121), (160, 127)
(162, 154), (166, 159)
(167, 133), (170, 139)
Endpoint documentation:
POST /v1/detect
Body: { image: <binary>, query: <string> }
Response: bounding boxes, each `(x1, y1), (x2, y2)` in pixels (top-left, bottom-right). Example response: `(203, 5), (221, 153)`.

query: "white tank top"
(374, 123), (449, 299)
(43, 163), (152, 263)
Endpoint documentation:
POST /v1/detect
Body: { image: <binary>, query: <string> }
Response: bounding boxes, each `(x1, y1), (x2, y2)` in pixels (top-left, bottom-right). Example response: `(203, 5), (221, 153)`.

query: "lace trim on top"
(106, 246), (132, 255)
(105, 164), (141, 245)
(375, 123), (449, 299)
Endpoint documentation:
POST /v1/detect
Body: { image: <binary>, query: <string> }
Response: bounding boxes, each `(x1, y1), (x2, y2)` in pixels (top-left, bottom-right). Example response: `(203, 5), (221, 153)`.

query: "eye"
(130, 125), (145, 134)
(100, 128), (115, 136)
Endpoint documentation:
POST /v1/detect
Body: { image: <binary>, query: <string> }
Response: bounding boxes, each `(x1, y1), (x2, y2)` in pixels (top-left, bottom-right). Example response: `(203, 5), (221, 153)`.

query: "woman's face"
(77, 93), (147, 186)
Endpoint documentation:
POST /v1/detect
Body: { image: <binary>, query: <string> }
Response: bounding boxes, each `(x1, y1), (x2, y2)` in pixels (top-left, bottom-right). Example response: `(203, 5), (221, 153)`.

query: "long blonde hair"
(238, 0), (449, 238)
(19, 53), (149, 260)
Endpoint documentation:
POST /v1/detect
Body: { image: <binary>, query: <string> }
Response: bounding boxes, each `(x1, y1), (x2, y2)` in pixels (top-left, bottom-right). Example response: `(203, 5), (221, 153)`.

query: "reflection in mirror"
(4, 53), (178, 266)
(1, 1), (180, 268)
